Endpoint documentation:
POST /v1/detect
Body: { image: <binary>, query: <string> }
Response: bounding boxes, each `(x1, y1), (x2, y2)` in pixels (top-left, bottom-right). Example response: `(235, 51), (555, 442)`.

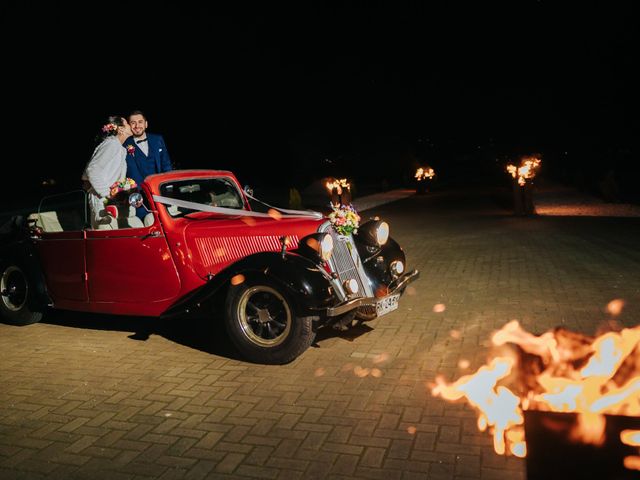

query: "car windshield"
(159, 177), (245, 217)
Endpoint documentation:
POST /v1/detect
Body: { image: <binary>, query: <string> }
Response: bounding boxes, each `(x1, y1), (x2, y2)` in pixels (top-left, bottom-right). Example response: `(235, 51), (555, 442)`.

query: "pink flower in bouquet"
(109, 178), (138, 199)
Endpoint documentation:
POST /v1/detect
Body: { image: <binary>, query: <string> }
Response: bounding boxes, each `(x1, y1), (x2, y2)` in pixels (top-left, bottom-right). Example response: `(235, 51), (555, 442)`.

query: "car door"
(31, 191), (88, 303)
(84, 202), (181, 308)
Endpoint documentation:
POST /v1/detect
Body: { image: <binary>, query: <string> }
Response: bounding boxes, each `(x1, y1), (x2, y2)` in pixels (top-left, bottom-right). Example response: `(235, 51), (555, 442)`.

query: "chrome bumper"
(326, 269), (420, 317)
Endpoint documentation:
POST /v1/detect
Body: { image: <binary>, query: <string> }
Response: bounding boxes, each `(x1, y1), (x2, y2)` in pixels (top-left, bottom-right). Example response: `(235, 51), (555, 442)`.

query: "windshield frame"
(157, 175), (248, 218)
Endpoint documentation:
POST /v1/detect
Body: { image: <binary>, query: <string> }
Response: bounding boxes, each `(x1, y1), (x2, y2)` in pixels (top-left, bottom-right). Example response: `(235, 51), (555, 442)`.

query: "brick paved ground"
(2, 187), (640, 479)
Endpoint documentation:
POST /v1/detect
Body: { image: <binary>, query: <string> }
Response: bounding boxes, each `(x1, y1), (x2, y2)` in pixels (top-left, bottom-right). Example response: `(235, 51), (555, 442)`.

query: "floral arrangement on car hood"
(328, 203), (360, 236)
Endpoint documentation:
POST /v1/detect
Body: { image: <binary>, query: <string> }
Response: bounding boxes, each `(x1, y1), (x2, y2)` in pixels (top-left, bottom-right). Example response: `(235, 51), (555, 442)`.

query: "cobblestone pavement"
(2, 187), (640, 479)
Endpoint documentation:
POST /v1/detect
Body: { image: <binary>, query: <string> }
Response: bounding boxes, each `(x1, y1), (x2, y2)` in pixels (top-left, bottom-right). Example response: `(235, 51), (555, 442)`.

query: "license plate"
(375, 293), (400, 317)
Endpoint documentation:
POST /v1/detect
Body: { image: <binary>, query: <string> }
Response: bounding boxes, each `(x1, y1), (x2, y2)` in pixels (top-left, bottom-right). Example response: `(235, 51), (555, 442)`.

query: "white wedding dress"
(81, 136), (127, 228)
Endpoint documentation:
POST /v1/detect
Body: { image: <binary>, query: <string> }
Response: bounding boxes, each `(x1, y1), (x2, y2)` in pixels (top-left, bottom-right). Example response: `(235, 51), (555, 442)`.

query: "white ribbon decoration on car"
(152, 195), (323, 219)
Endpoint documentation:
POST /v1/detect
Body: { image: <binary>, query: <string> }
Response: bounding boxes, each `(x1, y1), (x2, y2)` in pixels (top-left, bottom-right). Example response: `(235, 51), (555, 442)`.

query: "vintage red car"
(0, 170), (418, 364)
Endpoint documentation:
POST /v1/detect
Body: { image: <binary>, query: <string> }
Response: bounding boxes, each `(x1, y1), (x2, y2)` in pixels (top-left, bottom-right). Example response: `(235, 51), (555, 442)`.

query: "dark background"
(1, 1), (638, 210)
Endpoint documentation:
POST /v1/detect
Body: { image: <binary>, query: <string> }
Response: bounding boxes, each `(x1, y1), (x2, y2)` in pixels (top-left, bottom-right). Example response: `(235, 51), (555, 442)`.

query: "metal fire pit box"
(524, 410), (640, 480)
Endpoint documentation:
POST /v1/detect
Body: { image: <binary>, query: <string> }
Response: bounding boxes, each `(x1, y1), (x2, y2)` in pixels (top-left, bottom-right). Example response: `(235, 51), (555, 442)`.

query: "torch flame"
(326, 178), (350, 195)
(415, 167), (436, 181)
(506, 155), (541, 187)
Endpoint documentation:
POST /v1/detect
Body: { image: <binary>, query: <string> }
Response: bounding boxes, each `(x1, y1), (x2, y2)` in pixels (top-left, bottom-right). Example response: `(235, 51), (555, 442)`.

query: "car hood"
(183, 215), (325, 276)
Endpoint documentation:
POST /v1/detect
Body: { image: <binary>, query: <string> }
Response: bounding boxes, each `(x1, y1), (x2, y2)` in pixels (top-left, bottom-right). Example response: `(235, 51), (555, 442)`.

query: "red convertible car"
(0, 170), (418, 364)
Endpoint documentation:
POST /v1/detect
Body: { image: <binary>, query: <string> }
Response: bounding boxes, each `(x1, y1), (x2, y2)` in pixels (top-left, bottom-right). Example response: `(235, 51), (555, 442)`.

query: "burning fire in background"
(415, 167), (436, 181)
(507, 155), (541, 186)
(325, 178), (351, 195)
(431, 309), (640, 471)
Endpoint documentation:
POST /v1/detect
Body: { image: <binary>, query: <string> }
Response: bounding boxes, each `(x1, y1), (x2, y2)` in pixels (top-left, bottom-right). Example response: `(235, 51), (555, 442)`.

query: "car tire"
(0, 263), (43, 326)
(224, 278), (315, 364)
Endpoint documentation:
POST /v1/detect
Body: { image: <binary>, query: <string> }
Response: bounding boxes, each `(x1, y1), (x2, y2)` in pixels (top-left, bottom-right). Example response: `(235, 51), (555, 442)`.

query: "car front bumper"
(326, 269), (420, 317)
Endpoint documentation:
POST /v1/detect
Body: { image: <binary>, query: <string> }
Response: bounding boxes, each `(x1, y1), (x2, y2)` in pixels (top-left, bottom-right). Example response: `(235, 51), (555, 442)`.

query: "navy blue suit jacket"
(123, 133), (173, 188)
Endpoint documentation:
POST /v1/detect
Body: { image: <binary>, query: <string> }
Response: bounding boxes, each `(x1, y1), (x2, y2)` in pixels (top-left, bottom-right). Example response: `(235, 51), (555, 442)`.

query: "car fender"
(355, 235), (407, 296)
(164, 251), (334, 317)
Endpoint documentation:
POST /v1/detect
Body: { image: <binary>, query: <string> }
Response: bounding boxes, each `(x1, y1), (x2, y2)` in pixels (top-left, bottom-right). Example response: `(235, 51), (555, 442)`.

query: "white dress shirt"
(136, 136), (149, 156)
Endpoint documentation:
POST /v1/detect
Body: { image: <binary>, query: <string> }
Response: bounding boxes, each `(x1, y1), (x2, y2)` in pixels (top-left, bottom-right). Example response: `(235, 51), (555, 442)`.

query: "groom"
(123, 110), (173, 219)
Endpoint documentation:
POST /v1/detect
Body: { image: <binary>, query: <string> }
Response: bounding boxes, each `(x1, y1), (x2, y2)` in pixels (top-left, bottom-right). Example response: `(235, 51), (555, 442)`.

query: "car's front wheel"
(0, 264), (43, 326)
(224, 278), (314, 364)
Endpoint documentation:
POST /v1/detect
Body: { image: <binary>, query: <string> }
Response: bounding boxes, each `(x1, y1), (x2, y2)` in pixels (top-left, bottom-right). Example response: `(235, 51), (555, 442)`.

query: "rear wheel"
(225, 278), (314, 364)
(0, 264), (43, 326)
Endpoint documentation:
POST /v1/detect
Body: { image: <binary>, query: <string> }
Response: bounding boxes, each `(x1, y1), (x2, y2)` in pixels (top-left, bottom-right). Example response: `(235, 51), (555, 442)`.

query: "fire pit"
(326, 178), (351, 206)
(506, 155), (541, 215)
(525, 410), (640, 480)
(415, 167), (435, 194)
(431, 319), (640, 478)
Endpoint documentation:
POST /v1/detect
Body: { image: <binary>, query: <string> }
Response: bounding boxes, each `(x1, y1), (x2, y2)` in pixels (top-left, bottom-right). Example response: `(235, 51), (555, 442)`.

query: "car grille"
(324, 226), (374, 300)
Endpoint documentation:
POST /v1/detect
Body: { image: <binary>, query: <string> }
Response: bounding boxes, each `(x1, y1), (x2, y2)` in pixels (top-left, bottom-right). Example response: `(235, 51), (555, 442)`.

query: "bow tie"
(136, 138), (148, 144)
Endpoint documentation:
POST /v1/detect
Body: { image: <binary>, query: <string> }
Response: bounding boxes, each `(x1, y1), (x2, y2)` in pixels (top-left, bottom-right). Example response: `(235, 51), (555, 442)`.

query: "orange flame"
(432, 357), (523, 455)
(432, 319), (640, 466)
(506, 155), (541, 187)
(415, 167), (436, 181)
(326, 178), (350, 195)
(621, 430), (640, 446)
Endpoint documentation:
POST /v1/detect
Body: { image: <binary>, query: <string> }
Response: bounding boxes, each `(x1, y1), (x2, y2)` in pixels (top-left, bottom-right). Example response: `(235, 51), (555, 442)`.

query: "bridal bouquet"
(109, 178), (138, 198)
(328, 204), (360, 236)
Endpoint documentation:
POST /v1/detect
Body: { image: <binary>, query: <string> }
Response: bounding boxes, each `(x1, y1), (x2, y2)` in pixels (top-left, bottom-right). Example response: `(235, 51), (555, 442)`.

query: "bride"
(82, 116), (132, 228)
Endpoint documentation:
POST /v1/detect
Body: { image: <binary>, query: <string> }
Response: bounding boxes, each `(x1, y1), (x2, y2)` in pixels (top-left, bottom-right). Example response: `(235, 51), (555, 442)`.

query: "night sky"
(2, 2), (638, 204)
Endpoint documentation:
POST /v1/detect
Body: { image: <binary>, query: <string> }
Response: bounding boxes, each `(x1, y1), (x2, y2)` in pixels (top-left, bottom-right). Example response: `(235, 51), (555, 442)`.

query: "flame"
(415, 167), (436, 181)
(624, 456), (640, 471)
(621, 430), (640, 446)
(432, 357), (523, 455)
(620, 430), (640, 470)
(432, 320), (640, 465)
(506, 155), (541, 187)
(570, 413), (606, 446)
(326, 178), (350, 195)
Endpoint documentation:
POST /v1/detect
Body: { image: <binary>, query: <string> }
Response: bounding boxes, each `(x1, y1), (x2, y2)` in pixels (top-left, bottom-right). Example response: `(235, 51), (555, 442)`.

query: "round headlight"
(375, 221), (389, 245)
(390, 260), (404, 276)
(320, 233), (333, 260)
(343, 278), (359, 295)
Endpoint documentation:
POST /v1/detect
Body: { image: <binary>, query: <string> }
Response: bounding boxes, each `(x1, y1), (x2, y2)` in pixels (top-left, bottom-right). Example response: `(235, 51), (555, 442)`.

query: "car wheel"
(0, 264), (43, 326)
(225, 278), (315, 364)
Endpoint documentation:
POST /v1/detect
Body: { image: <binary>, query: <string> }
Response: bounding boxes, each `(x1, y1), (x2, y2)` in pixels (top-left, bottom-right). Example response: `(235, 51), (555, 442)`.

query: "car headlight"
(343, 278), (359, 295)
(390, 260), (404, 276)
(357, 219), (390, 247)
(320, 233), (333, 260)
(375, 222), (389, 245)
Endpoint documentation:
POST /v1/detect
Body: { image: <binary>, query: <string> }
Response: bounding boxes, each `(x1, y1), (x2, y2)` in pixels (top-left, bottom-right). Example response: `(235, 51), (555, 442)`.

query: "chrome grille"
(325, 226), (373, 299)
